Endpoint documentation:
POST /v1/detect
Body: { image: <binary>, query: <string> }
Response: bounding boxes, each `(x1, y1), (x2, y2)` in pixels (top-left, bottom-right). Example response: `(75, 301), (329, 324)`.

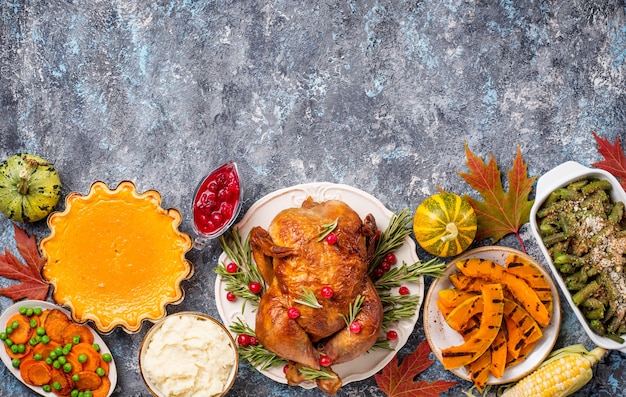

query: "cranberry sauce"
(193, 161), (241, 236)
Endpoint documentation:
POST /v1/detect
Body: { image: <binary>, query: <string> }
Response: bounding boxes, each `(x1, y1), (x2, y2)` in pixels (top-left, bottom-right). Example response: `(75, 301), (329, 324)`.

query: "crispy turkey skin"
(250, 197), (383, 395)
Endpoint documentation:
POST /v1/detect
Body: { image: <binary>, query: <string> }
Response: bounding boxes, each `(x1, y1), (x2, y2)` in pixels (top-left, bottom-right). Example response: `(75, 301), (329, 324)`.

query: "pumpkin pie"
(41, 181), (193, 333)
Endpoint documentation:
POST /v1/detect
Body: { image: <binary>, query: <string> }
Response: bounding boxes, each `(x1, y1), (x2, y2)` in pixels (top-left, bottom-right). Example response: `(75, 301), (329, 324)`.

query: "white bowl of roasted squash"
(423, 246), (560, 392)
(530, 161), (626, 352)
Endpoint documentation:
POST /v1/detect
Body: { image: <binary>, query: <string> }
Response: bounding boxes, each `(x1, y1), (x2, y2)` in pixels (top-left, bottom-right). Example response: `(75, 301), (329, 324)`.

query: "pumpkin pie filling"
(41, 181), (193, 333)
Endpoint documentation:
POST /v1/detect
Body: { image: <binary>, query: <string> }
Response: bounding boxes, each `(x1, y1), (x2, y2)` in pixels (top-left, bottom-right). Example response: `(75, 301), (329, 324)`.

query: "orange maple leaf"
(0, 223), (49, 301)
(457, 143), (535, 252)
(591, 131), (626, 191)
(374, 340), (457, 397)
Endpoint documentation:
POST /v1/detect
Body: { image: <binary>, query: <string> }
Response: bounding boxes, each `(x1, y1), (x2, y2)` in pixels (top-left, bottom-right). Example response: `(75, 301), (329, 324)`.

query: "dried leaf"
(374, 340), (457, 397)
(591, 131), (626, 190)
(458, 143), (535, 252)
(0, 223), (49, 301)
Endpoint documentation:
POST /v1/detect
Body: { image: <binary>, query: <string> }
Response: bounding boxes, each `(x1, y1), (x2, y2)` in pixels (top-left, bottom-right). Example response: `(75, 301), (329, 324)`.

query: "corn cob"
(500, 344), (607, 397)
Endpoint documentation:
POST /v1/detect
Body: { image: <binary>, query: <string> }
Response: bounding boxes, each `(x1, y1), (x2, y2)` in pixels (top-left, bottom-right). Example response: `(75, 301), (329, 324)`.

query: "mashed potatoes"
(142, 314), (237, 397)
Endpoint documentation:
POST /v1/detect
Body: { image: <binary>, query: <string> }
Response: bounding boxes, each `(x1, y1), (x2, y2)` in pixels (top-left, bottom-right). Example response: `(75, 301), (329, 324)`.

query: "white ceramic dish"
(529, 160), (626, 352)
(423, 246), (561, 384)
(215, 182), (423, 389)
(139, 312), (238, 397)
(0, 300), (117, 397)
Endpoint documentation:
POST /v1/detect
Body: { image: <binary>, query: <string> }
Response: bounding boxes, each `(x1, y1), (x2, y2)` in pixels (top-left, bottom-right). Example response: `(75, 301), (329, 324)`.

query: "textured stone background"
(1, 0), (626, 396)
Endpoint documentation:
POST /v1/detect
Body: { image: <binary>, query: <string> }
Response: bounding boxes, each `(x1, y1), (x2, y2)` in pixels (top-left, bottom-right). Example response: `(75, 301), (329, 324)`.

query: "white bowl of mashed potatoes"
(139, 312), (238, 397)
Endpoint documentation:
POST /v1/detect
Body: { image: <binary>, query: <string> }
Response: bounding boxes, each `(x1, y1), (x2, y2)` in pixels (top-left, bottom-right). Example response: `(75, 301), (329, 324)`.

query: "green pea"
(11, 320), (19, 329)
(29, 337), (38, 346)
(42, 384), (51, 392)
(95, 367), (105, 377)
(34, 307), (42, 316)
(6, 326), (13, 335)
(34, 353), (43, 361)
(0, 331), (6, 340)
(72, 335), (81, 344)
(63, 362), (72, 373)
(16, 344), (25, 353)
(53, 360), (61, 369)
(41, 335), (51, 344)
(78, 353), (87, 363)
(92, 343), (100, 352)
(49, 351), (58, 360)
(63, 345), (72, 355)
(19, 306), (27, 315)
(101, 352), (112, 363)
(84, 391), (92, 397)
(53, 381), (62, 390)
(10, 344), (19, 354)
(5, 338), (14, 347)
(72, 374), (80, 382)
(29, 319), (37, 328)
(71, 390), (79, 397)
(54, 346), (63, 356)
(58, 356), (67, 365)
(25, 308), (34, 317)
(11, 358), (20, 368)
(45, 357), (53, 365)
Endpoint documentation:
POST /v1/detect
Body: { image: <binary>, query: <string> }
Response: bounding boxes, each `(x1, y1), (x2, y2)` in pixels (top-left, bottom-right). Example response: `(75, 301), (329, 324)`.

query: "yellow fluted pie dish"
(41, 181), (193, 333)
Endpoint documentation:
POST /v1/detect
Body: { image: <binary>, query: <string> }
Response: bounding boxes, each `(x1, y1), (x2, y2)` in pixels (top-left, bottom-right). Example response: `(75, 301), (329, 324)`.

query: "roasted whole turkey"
(250, 197), (383, 395)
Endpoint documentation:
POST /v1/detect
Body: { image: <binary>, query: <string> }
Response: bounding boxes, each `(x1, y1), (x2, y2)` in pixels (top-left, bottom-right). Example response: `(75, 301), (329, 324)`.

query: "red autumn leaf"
(0, 223), (49, 301)
(591, 131), (626, 191)
(374, 340), (457, 397)
(457, 143), (535, 253)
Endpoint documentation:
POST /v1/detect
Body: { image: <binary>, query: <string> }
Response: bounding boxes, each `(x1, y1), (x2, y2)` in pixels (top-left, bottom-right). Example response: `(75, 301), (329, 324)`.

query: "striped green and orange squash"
(413, 192), (477, 257)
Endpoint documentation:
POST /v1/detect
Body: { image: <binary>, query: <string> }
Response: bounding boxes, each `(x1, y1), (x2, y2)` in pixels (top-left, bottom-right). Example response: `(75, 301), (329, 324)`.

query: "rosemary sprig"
(369, 339), (394, 351)
(375, 258), (446, 290)
(368, 208), (413, 273)
(215, 228), (265, 307)
(293, 287), (323, 308)
(378, 290), (422, 325)
(229, 318), (286, 370)
(317, 218), (338, 241)
(338, 294), (365, 328)
(298, 367), (337, 380)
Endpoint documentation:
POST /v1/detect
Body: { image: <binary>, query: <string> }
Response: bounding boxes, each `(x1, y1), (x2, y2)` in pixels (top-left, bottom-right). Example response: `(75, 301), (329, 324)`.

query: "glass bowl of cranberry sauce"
(191, 161), (242, 249)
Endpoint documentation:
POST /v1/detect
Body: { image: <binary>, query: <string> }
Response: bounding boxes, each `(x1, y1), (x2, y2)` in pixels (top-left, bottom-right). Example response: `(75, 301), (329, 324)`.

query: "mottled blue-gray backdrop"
(1, 1), (625, 396)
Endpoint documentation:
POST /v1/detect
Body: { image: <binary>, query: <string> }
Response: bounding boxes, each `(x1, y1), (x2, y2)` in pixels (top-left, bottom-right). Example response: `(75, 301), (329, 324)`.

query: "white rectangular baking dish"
(529, 160), (626, 352)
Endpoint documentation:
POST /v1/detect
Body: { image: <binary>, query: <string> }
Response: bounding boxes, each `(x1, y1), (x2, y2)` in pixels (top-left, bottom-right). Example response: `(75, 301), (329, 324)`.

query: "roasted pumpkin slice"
(469, 349), (492, 394)
(505, 253), (553, 314)
(455, 258), (551, 327)
(503, 299), (543, 359)
(505, 340), (537, 369)
(489, 328), (508, 378)
(437, 288), (478, 308)
(445, 295), (484, 333)
(449, 273), (493, 292)
(441, 283), (504, 369)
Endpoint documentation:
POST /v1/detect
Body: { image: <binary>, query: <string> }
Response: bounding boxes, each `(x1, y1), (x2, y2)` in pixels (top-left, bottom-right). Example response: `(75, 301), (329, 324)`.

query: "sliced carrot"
(6, 313), (34, 345)
(4, 342), (32, 359)
(64, 351), (84, 375)
(71, 343), (101, 372)
(98, 358), (109, 376)
(26, 361), (53, 386)
(61, 323), (94, 345)
(74, 370), (103, 391)
(44, 309), (72, 344)
(32, 340), (61, 361)
(49, 369), (74, 396)
(91, 375), (111, 397)
(19, 356), (38, 384)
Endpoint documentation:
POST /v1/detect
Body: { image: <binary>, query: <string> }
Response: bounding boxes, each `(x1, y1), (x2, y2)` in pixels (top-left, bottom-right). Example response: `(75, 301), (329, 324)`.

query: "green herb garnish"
(293, 287), (323, 309)
(298, 367), (338, 380)
(230, 318), (286, 370)
(368, 208), (413, 273)
(339, 294), (365, 328)
(375, 258), (446, 290)
(215, 229), (265, 308)
(317, 218), (338, 241)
